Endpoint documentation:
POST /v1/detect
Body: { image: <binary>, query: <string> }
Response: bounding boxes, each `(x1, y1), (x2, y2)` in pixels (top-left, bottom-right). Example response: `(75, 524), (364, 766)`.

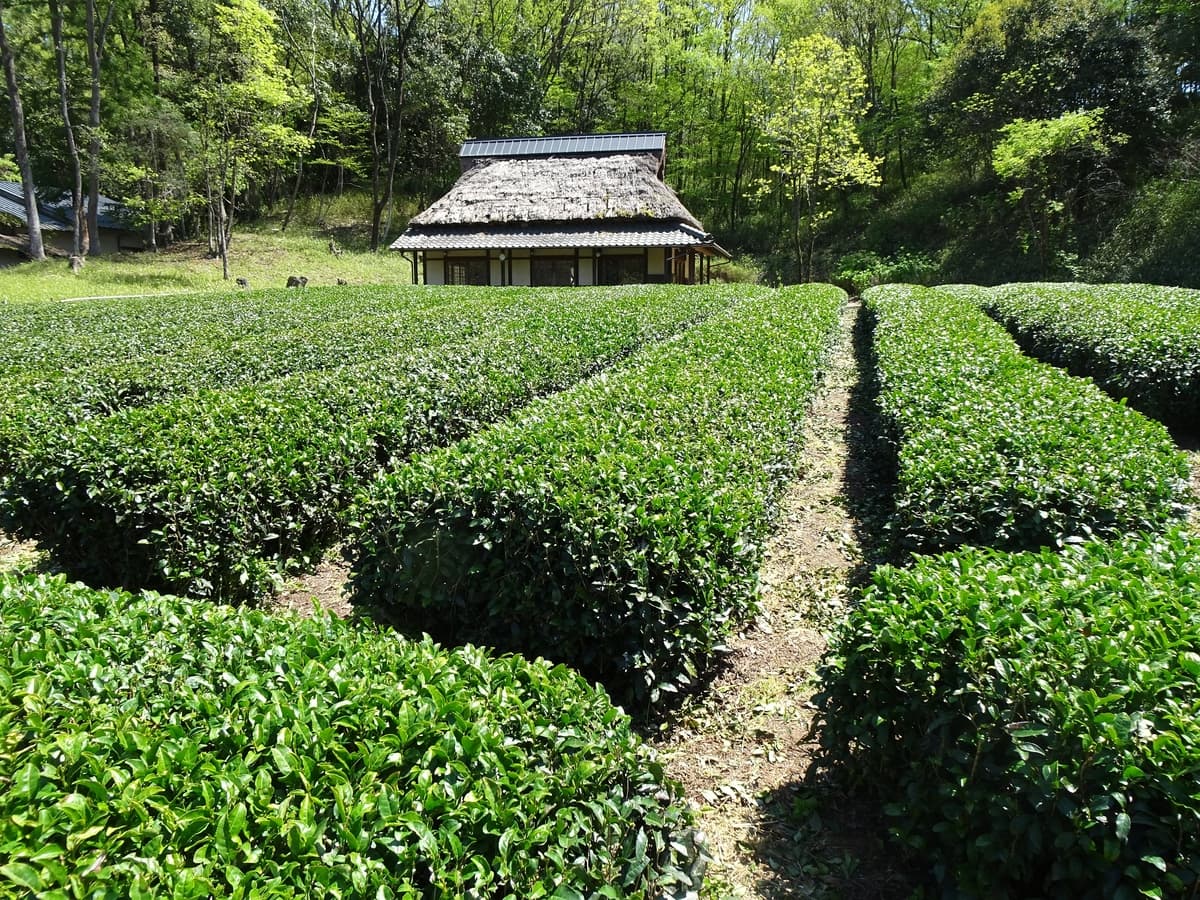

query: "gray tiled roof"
(390, 222), (729, 257)
(460, 132), (666, 160)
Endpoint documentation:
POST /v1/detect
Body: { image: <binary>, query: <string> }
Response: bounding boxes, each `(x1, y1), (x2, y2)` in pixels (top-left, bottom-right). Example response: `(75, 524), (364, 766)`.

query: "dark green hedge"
(866, 284), (1190, 555)
(351, 285), (845, 713)
(959, 282), (1200, 429)
(0, 574), (699, 897)
(817, 528), (1200, 897)
(3, 286), (736, 603)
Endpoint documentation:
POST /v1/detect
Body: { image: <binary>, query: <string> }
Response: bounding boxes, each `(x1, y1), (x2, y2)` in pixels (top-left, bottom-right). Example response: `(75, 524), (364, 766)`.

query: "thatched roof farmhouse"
(390, 133), (729, 286)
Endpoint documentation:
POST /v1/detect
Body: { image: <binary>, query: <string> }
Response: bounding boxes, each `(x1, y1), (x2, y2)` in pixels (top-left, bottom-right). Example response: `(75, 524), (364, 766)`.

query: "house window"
(531, 257), (575, 286)
(446, 257), (488, 285)
(598, 253), (646, 285)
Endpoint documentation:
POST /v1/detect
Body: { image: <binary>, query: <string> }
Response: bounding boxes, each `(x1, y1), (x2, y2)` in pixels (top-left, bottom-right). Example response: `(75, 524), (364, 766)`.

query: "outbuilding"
(0, 182), (142, 265)
(390, 133), (729, 286)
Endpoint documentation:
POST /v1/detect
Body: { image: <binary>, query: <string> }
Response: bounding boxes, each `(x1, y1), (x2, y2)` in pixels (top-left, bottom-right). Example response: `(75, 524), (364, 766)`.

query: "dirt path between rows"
(0, 531), (41, 574)
(652, 302), (910, 899)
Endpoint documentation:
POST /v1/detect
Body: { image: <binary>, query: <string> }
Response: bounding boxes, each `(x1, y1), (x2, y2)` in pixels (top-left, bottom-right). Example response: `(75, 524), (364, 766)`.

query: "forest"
(0, 0), (1197, 286)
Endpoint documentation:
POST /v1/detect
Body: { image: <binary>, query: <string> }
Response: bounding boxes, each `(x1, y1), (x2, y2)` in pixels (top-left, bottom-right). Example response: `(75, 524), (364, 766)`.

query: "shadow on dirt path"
(653, 301), (916, 899)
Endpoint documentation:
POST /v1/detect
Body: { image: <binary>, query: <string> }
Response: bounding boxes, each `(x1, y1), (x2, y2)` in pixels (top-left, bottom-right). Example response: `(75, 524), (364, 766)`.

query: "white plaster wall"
(512, 258), (531, 286)
(425, 257), (445, 285)
(647, 247), (665, 276)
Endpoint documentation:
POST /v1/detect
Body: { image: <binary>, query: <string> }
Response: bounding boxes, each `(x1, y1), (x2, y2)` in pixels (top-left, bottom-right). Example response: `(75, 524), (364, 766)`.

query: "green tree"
(928, 0), (1168, 168)
(191, 0), (311, 276)
(0, 0), (43, 259)
(757, 33), (880, 281)
(993, 108), (1123, 274)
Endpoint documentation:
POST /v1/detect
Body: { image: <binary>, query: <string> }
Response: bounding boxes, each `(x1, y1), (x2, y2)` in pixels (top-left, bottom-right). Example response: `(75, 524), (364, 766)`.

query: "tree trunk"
(85, 0), (115, 256)
(50, 0), (85, 259)
(0, 0), (44, 261)
(146, 130), (158, 252)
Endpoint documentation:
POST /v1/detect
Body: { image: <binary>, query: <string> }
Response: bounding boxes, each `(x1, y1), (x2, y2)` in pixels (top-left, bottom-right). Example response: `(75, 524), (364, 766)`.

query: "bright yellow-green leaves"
(989, 108), (1126, 271)
(0, 574), (697, 895)
(756, 34), (880, 280)
(993, 108), (1121, 188)
(760, 34), (881, 195)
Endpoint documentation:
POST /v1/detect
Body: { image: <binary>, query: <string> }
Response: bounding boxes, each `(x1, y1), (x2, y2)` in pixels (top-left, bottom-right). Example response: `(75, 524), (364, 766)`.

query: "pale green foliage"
(199, 0), (313, 177)
(760, 34), (881, 196)
(991, 108), (1126, 272)
(993, 108), (1118, 190)
(756, 33), (881, 280)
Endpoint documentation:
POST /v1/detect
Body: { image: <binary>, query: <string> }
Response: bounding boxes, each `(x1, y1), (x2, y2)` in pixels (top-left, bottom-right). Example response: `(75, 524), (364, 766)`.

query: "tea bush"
(3, 286), (739, 602)
(0, 573), (700, 897)
(866, 284), (1189, 554)
(817, 528), (1200, 897)
(351, 285), (844, 713)
(957, 282), (1200, 428)
(0, 287), (520, 475)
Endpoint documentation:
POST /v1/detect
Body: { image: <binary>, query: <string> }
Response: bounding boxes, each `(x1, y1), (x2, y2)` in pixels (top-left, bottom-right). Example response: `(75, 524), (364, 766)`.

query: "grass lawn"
(0, 194), (418, 304)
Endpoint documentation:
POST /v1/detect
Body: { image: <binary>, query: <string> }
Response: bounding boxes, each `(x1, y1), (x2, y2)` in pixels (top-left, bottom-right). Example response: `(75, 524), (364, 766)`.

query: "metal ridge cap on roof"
(460, 132), (667, 159)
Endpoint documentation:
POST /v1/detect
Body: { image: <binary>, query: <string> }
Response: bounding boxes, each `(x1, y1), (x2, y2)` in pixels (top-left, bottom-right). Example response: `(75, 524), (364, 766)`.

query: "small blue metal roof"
(0, 181), (130, 232)
(460, 132), (667, 161)
(0, 183), (70, 231)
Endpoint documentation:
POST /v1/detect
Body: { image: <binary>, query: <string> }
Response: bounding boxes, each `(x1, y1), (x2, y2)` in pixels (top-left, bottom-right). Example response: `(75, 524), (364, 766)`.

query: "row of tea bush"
(352, 284), (845, 714)
(0, 573), (700, 897)
(2, 286), (738, 602)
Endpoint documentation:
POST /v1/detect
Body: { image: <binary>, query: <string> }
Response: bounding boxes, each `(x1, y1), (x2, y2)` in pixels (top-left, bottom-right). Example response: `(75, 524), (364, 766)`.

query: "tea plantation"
(1, 281), (1198, 897)
(816, 283), (1199, 897)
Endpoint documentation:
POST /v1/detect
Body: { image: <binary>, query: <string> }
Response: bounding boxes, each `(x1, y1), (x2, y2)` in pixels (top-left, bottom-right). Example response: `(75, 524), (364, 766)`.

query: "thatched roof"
(408, 153), (702, 229)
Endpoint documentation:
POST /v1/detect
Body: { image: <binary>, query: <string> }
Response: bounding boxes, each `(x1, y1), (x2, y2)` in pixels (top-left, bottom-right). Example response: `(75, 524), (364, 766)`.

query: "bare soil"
(273, 553), (354, 618)
(653, 303), (912, 900)
(0, 530), (42, 574)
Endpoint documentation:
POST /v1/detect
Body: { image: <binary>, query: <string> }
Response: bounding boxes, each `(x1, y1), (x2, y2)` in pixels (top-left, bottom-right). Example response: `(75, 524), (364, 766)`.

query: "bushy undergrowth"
(0, 574), (698, 897)
(817, 528), (1200, 898)
(831, 250), (937, 295)
(958, 282), (1200, 429)
(3, 286), (736, 602)
(1085, 175), (1200, 289)
(866, 284), (1190, 554)
(351, 285), (844, 713)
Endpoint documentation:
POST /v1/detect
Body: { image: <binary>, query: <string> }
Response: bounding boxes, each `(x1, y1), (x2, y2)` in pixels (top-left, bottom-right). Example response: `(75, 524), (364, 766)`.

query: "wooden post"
(574, 247), (580, 286)
(421, 252), (427, 285)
